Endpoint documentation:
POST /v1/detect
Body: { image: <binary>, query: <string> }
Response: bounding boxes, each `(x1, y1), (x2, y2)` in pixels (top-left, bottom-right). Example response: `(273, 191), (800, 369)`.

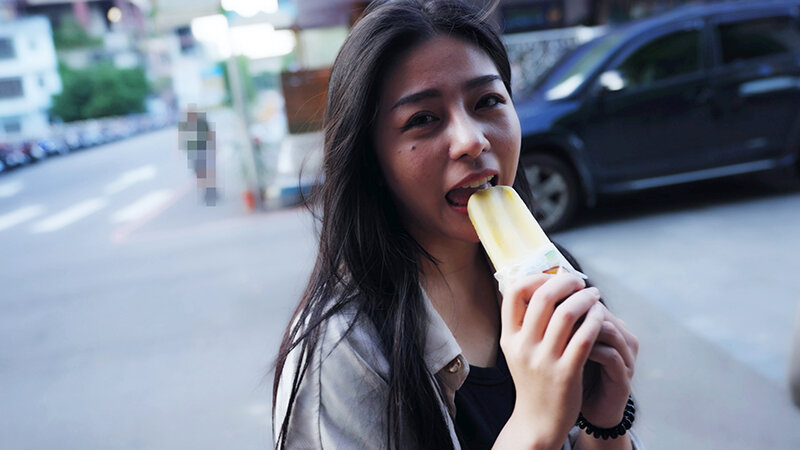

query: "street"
(1, 127), (800, 449)
(0, 127), (317, 450)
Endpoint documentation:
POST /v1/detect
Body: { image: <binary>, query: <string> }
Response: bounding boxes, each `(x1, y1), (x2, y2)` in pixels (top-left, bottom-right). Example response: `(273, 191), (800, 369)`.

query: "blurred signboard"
(503, 1), (566, 33)
(24, 0), (102, 4)
(280, 68), (330, 134)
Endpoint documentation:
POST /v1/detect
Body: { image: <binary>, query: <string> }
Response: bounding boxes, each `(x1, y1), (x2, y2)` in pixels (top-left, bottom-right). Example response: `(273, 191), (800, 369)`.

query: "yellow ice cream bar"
(468, 186), (559, 273)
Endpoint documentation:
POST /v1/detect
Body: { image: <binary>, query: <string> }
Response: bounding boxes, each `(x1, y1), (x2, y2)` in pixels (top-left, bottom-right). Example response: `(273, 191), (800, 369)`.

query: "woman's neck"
(418, 239), (487, 292)
(418, 239), (501, 367)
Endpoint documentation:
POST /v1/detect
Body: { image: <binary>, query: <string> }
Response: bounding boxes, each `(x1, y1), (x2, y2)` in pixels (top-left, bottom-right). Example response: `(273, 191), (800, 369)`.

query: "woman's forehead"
(380, 35), (500, 103)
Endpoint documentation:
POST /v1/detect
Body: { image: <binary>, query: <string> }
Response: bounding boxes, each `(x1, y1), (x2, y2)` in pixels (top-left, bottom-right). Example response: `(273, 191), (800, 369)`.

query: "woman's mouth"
(445, 175), (497, 209)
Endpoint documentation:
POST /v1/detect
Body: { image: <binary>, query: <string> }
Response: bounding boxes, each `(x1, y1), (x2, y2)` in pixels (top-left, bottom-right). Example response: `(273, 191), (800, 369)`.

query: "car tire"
(521, 153), (580, 232)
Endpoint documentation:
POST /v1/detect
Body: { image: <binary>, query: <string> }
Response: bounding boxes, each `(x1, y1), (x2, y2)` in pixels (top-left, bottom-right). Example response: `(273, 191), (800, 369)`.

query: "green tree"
(52, 16), (102, 50)
(51, 63), (150, 122)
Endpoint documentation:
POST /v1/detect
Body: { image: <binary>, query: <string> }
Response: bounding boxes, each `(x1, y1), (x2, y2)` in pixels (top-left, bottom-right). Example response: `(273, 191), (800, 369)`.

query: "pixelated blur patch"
(179, 106), (218, 206)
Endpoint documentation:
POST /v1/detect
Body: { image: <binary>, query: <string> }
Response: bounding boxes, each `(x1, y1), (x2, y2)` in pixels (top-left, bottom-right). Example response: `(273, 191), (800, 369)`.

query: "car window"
(614, 29), (701, 90)
(718, 16), (800, 64)
(541, 30), (627, 100)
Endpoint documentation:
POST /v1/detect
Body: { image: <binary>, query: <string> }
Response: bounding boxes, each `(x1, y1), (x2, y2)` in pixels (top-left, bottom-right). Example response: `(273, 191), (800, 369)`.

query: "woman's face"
(374, 35), (521, 248)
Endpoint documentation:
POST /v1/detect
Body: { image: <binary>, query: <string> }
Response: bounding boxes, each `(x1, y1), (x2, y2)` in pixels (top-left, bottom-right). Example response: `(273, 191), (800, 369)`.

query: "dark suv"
(516, 1), (800, 230)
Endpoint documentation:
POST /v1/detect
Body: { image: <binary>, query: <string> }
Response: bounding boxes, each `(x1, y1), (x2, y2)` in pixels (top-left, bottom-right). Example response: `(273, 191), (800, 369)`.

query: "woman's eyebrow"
(464, 74), (501, 90)
(391, 88), (439, 110)
(390, 74), (501, 110)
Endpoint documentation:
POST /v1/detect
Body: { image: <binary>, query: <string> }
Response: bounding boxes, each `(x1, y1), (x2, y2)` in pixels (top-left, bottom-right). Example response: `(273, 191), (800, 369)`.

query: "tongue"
(446, 187), (480, 206)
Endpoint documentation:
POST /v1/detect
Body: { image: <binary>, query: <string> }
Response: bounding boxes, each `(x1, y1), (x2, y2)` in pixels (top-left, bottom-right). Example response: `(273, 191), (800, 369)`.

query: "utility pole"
(225, 14), (264, 211)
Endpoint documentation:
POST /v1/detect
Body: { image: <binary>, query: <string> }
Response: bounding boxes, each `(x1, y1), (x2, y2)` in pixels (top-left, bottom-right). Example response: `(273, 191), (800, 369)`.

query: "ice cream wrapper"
(494, 242), (587, 297)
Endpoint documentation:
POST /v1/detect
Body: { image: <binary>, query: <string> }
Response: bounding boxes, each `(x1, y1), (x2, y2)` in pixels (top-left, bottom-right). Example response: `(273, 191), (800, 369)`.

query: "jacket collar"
(419, 287), (469, 392)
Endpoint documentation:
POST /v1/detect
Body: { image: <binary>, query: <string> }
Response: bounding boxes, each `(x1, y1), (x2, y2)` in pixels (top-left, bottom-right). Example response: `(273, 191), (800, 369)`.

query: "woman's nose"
(448, 110), (489, 160)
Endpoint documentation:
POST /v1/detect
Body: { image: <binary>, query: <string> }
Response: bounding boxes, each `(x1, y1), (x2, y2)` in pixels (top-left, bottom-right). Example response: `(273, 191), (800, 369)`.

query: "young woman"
(273, 1), (641, 449)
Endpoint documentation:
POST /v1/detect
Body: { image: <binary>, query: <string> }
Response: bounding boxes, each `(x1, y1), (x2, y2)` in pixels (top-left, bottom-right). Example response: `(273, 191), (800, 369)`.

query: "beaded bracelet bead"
(576, 397), (636, 440)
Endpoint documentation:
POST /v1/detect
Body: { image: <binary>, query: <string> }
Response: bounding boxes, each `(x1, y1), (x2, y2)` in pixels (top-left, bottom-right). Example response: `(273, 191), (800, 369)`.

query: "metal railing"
(503, 26), (606, 95)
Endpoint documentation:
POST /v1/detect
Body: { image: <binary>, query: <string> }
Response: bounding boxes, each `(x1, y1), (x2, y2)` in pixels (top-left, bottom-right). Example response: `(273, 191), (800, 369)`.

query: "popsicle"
(467, 185), (584, 294)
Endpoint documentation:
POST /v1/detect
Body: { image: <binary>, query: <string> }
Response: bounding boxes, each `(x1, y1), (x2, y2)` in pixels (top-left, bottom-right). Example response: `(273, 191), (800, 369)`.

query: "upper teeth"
(461, 175), (493, 189)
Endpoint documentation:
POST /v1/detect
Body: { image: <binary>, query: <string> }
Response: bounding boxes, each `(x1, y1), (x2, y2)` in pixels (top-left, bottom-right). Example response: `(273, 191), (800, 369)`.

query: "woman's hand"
(494, 272), (606, 450)
(580, 305), (639, 429)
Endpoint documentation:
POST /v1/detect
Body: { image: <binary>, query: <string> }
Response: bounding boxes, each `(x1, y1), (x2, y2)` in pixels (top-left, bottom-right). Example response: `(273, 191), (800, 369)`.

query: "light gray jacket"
(274, 289), (643, 449)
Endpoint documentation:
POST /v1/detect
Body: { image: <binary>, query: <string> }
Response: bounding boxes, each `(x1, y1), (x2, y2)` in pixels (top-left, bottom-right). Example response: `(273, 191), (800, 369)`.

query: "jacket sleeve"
(274, 311), (392, 449)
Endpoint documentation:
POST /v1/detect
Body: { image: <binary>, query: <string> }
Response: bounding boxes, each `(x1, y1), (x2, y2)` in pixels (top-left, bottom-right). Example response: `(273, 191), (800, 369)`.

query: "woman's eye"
(403, 113), (438, 130)
(476, 94), (505, 110)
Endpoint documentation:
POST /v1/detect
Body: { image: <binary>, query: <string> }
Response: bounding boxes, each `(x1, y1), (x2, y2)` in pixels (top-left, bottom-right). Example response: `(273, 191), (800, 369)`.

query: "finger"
(603, 312), (640, 359)
(522, 272), (586, 342)
(562, 301), (604, 369)
(588, 343), (630, 384)
(595, 320), (635, 370)
(501, 273), (551, 334)
(541, 287), (601, 357)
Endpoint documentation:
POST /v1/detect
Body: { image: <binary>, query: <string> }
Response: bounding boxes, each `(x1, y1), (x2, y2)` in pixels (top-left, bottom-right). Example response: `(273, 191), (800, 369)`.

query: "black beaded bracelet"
(575, 397), (636, 440)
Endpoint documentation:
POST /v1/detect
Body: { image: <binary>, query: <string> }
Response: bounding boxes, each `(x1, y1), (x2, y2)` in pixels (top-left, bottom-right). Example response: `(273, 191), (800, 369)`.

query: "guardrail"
(503, 26), (607, 95)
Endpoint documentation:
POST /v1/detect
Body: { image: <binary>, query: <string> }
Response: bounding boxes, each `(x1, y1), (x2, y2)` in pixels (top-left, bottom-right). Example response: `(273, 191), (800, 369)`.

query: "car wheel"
(522, 153), (580, 232)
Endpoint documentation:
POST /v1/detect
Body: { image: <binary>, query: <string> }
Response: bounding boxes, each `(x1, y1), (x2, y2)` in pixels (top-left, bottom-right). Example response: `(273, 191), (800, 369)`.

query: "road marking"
(30, 198), (107, 233)
(0, 181), (23, 198)
(110, 181), (193, 244)
(104, 165), (157, 195)
(0, 205), (44, 232)
(110, 190), (173, 224)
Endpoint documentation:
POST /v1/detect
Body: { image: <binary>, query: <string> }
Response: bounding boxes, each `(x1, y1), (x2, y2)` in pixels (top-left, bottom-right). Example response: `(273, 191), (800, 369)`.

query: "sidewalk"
(589, 263), (800, 449)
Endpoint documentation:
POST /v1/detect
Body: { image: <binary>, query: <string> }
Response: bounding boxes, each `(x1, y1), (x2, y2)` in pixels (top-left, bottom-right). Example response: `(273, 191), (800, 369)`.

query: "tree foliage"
(51, 64), (150, 122)
(52, 16), (102, 50)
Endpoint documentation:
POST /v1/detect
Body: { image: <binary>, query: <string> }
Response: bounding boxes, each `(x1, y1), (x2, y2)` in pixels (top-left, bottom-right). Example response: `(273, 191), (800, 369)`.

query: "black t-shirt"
(454, 349), (515, 450)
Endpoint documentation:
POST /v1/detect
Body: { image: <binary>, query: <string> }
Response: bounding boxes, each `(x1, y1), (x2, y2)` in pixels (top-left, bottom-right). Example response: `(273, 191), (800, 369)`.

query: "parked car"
(38, 137), (69, 156)
(63, 129), (83, 151)
(516, 0), (800, 230)
(21, 141), (46, 162)
(0, 142), (29, 168)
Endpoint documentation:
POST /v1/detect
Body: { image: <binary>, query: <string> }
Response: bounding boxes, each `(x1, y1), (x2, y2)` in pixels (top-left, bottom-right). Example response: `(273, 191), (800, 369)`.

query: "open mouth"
(445, 175), (497, 207)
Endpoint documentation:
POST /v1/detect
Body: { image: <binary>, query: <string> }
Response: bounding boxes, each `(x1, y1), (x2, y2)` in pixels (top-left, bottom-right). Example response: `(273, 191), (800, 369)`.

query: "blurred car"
(22, 141), (46, 162)
(0, 142), (29, 168)
(38, 137), (69, 156)
(63, 129), (83, 151)
(80, 120), (105, 147)
(516, 0), (800, 230)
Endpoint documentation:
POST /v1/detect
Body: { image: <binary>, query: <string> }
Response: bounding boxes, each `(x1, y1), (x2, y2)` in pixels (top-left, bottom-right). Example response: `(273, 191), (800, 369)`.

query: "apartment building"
(0, 15), (61, 140)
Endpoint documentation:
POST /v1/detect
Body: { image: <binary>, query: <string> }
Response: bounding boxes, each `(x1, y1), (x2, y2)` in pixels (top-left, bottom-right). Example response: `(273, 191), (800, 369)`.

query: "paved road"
(553, 172), (800, 449)
(0, 127), (316, 449)
(1, 127), (799, 449)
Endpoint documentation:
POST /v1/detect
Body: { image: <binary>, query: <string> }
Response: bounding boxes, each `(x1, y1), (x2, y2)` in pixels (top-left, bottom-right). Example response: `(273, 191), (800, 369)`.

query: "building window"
(2, 117), (22, 134)
(0, 78), (23, 99)
(0, 38), (14, 59)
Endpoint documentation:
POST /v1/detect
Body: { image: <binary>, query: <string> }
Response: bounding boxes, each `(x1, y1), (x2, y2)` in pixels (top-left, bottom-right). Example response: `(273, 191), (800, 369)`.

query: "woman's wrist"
(577, 397), (636, 439)
(493, 411), (563, 450)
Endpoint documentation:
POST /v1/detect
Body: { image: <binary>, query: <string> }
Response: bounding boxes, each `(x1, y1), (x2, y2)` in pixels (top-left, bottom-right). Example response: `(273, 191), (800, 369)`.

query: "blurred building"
(0, 15), (60, 140)
(294, 0), (718, 32)
(9, 0), (148, 69)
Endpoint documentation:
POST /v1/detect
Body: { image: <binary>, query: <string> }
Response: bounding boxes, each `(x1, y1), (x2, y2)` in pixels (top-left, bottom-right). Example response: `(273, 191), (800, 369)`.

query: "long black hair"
(272, 1), (534, 448)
